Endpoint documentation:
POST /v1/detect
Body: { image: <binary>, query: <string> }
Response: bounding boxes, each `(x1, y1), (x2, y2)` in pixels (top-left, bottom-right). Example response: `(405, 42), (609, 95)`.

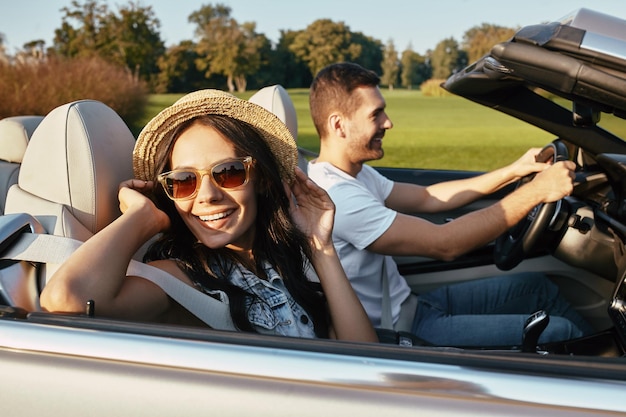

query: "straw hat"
(133, 89), (298, 182)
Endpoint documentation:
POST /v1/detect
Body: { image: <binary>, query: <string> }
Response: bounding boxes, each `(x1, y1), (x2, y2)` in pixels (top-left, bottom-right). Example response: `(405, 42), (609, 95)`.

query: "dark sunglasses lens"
(212, 161), (247, 188)
(165, 171), (197, 199)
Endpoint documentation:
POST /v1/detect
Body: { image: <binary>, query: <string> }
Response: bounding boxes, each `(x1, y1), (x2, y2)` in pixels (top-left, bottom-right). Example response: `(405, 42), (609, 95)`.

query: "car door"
(377, 165), (615, 332)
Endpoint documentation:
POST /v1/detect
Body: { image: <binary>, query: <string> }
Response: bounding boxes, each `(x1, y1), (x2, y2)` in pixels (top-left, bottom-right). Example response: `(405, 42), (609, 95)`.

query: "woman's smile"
(170, 122), (258, 251)
(197, 208), (234, 222)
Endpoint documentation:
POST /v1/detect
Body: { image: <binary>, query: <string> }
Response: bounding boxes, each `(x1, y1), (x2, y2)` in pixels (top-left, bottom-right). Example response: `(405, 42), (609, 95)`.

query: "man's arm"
(386, 148), (547, 214)
(368, 160), (575, 261)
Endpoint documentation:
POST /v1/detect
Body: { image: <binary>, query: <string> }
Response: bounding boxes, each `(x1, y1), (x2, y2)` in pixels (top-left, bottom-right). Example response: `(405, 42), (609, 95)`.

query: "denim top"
(197, 261), (317, 338)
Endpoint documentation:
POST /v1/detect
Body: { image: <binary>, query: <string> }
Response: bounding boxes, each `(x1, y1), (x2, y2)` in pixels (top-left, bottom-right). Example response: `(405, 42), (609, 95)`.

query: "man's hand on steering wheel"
(507, 147), (551, 180)
(527, 158), (576, 203)
(494, 141), (574, 270)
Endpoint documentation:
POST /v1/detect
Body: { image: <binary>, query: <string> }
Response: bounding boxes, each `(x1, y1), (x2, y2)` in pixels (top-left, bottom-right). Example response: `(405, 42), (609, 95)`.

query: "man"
(307, 62), (593, 347)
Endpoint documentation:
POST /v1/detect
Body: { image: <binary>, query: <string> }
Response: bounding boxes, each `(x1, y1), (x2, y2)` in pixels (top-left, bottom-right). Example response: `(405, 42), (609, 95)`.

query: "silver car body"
(1, 7), (626, 416)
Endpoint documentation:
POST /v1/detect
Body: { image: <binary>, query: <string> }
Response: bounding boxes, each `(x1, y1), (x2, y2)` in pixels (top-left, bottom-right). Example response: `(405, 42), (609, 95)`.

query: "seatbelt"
(380, 256), (393, 329)
(0, 232), (237, 331)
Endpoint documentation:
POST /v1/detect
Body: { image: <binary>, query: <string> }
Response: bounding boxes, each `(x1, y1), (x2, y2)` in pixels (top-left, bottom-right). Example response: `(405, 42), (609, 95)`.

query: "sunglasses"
(158, 156), (253, 200)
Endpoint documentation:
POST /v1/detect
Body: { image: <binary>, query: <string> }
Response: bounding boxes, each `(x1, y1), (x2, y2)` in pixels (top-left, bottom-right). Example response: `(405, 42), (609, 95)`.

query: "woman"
(41, 89), (377, 342)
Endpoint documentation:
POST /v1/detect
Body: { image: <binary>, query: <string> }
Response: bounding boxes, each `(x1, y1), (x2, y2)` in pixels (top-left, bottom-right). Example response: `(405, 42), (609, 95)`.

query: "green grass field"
(139, 89), (626, 172)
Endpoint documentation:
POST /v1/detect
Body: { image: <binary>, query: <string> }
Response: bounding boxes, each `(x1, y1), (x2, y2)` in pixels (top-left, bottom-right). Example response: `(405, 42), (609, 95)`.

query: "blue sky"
(1, 0), (625, 55)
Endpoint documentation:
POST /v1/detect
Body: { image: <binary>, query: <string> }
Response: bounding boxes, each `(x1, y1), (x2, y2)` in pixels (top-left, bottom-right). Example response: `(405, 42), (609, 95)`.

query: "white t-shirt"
(307, 160), (411, 327)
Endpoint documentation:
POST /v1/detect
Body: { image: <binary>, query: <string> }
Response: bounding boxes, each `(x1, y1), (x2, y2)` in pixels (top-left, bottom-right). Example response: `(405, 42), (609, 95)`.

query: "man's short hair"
(309, 62), (380, 138)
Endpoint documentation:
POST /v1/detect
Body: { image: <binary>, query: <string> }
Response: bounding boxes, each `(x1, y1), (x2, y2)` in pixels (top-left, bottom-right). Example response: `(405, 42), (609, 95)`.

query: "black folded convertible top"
(443, 8), (626, 155)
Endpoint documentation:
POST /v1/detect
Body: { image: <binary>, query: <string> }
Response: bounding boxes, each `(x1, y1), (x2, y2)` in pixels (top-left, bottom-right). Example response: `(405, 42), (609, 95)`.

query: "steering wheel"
(493, 141), (569, 271)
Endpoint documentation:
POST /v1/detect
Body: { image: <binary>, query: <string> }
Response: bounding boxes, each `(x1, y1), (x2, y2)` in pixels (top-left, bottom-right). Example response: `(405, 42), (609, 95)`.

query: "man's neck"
(316, 147), (363, 178)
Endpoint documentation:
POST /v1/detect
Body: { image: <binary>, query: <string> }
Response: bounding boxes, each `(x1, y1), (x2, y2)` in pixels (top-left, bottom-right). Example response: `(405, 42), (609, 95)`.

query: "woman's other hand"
(285, 167), (335, 250)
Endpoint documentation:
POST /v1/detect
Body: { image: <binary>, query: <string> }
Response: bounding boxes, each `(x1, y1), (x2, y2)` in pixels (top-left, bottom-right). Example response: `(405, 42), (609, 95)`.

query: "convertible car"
(1, 7), (625, 416)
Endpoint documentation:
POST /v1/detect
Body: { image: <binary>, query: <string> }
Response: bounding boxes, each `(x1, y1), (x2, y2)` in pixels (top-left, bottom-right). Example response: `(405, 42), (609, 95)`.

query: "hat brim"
(133, 89), (297, 182)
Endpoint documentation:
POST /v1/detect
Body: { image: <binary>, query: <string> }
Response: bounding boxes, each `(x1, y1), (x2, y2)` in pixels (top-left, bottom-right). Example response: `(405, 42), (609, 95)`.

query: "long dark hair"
(144, 115), (329, 337)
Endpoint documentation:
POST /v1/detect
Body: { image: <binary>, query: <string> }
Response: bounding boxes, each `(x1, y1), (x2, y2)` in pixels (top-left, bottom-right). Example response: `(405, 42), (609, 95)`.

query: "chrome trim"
(548, 199), (562, 229)
(581, 32), (626, 63)
(1, 320), (625, 413)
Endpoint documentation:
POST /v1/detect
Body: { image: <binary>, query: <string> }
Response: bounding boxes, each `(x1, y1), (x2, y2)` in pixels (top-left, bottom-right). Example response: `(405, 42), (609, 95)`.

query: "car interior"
(440, 7), (626, 355)
(0, 115), (43, 215)
(0, 100), (136, 311)
(1, 8), (626, 364)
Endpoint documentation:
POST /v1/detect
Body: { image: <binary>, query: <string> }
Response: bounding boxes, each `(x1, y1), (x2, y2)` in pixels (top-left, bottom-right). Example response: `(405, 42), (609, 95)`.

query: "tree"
(267, 29), (312, 89)
(0, 33), (8, 64)
(52, 0), (164, 87)
(349, 31), (383, 74)
(14, 40), (47, 65)
(243, 32), (280, 90)
(155, 41), (207, 93)
(430, 37), (467, 79)
(380, 40), (399, 89)
(463, 24), (517, 63)
(52, 0), (108, 58)
(22, 40), (46, 58)
(100, 2), (165, 83)
(400, 47), (430, 89)
(289, 19), (365, 77)
(189, 3), (266, 92)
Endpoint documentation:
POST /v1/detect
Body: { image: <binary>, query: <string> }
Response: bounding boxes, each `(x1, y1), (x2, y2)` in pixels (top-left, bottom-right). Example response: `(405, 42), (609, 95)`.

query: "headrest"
(0, 116), (44, 163)
(249, 85), (298, 140)
(14, 100), (135, 234)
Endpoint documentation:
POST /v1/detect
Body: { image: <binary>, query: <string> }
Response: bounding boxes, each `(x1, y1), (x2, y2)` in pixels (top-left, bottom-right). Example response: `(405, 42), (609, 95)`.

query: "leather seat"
(3, 100), (135, 300)
(248, 85), (312, 173)
(0, 116), (44, 214)
(5, 100), (135, 242)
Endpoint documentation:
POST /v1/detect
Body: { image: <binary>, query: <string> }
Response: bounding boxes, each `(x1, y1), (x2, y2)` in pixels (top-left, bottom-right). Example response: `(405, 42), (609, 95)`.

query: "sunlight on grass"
(377, 93), (554, 170)
(142, 89), (626, 172)
(130, 93), (185, 136)
(296, 90), (554, 171)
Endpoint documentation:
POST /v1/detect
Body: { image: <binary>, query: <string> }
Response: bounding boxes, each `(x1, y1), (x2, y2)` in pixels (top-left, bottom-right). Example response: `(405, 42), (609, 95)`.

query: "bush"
(419, 78), (454, 97)
(0, 56), (147, 127)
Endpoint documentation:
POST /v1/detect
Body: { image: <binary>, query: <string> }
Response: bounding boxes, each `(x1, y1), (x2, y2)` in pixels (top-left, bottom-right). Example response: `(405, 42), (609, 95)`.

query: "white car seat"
(248, 85), (312, 173)
(5, 100), (135, 242)
(0, 116), (44, 214)
(1, 100), (135, 311)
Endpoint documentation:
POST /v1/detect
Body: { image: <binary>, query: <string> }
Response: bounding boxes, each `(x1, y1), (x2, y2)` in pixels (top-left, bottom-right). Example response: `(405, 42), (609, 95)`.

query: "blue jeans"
(411, 272), (594, 347)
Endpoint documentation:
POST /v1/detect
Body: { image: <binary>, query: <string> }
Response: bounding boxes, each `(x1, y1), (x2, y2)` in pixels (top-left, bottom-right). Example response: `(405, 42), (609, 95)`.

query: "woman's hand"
(285, 167), (335, 250)
(41, 179), (173, 319)
(286, 170), (377, 343)
(118, 179), (170, 232)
